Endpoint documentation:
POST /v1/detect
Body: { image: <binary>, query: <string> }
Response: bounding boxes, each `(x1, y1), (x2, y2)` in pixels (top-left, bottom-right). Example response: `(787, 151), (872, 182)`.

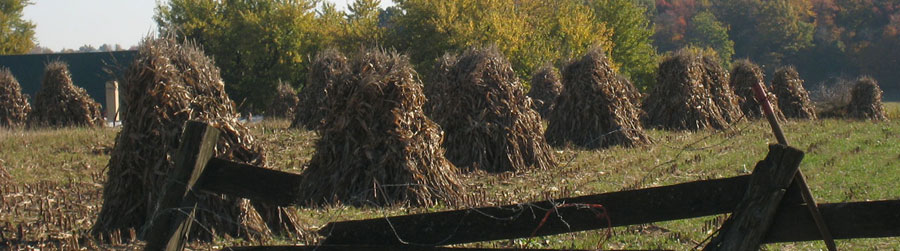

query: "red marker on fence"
(750, 81), (838, 251)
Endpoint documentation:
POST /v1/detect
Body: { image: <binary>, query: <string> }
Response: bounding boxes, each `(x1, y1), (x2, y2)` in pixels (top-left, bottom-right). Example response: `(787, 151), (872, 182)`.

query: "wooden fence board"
(704, 144), (804, 250)
(319, 175), (750, 246)
(764, 200), (900, 243)
(226, 246), (597, 251)
(198, 158), (302, 206)
(144, 121), (220, 251)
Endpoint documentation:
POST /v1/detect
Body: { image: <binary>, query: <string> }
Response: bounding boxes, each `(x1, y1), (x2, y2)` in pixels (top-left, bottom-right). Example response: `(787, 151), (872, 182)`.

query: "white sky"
(23, 0), (395, 52)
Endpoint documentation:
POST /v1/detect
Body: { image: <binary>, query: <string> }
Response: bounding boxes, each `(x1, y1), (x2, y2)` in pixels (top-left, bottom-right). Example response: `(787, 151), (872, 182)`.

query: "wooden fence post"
(143, 121), (220, 251)
(703, 144), (804, 250)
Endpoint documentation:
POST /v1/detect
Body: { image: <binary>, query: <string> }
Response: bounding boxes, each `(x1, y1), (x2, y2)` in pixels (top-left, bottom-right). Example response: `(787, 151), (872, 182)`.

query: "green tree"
(341, 0), (384, 51)
(156, 0), (323, 112)
(0, 0), (36, 54)
(589, 0), (659, 90)
(686, 10), (734, 66)
(388, 0), (615, 81)
(389, 0), (534, 77)
(713, 0), (814, 69)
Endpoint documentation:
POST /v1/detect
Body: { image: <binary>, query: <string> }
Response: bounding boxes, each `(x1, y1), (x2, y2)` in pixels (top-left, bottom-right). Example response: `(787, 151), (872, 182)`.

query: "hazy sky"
(23, 0), (395, 52)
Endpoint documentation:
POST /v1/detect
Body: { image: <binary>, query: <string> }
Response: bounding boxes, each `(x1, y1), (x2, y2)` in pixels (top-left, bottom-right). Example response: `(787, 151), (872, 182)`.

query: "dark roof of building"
(0, 51), (136, 110)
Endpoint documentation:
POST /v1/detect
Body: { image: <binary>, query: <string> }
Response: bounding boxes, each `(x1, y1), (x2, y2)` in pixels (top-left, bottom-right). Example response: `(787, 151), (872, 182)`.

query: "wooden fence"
(142, 121), (900, 251)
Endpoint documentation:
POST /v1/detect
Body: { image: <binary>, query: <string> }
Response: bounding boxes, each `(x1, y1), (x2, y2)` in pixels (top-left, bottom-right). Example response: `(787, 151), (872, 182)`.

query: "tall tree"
(686, 10), (734, 65)
(589, 0), (659, 89)
(0, 0), (36, 54)
(340, 0), (384, 52)
(157, 0), (323, 111)
(714, 0), (814, 70)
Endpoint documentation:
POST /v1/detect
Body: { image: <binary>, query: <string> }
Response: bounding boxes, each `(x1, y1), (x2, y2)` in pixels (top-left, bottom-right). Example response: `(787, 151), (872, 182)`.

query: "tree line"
(2, 0), (897, 111)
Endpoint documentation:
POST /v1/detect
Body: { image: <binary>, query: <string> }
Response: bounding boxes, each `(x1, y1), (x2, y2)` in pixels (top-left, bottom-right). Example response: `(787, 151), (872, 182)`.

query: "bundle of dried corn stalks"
(772, 66), (817, 120)
(266, 81), (300, 119)
(729, 60), (785, 120)
(848, 76), (887, 121)
(643, 49), (741, 130)
(292, 48), (348, 130)
(297, 49), (464, 207)
(0, 67), (31, 128)
(27, 61), (104, 128)
(527, 65), (563, 118)
(428, 46), (555, 173)
(92, 36), (293, 241)
(545, 48), (649, 148)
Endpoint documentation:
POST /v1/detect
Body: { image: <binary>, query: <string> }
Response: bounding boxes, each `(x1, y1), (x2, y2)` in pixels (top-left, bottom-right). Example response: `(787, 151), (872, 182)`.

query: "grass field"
(2, 103), (899, 250)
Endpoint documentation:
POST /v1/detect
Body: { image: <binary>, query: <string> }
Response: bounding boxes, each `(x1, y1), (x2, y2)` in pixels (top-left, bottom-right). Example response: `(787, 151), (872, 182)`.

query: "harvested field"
(527, 65), (563, 118)
(427, 46), (555, 173)
(296, 49), (464, 207)
(4, 115), (900, 249)
(0, 68), (30, 128)
(729, 60), (784, 120)
(27, 61), (104, 128)
(848, 77), (887, 121)
(772, 66), (817, 119)
(91, 37), (290, 241)
(545, 48), (649, 149)
(643, 49), (741, 130)
(292, 48), (348, 130)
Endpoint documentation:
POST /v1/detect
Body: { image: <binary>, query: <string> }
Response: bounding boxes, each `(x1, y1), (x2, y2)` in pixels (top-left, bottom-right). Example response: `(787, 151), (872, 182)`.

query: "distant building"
(0, 51), (136, 115)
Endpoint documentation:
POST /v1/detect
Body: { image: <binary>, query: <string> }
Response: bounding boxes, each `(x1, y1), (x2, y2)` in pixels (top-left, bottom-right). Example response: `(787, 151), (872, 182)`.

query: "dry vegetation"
(427, 46), (555, 173)
(729, 60), (784, 120)
(545, 48), (649, 149)
(772, 66), (817, 120)
(292, 48), (348, 131)
(643, 49), (741, 131)
(92, 37), (279, 241)
(295, 49), (464, 207)
(526, 65), (562, 118)
(27, 61), (104, 128)
(0, 67), (31, 128)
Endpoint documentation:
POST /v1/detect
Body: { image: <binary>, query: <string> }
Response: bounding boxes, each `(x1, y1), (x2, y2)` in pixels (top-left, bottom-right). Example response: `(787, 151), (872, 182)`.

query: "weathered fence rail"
(142, 121), (900, 251)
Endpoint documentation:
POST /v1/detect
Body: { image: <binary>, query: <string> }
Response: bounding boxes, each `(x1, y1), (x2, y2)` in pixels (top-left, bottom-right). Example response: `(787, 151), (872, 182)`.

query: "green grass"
(2, 107), (899, 249)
